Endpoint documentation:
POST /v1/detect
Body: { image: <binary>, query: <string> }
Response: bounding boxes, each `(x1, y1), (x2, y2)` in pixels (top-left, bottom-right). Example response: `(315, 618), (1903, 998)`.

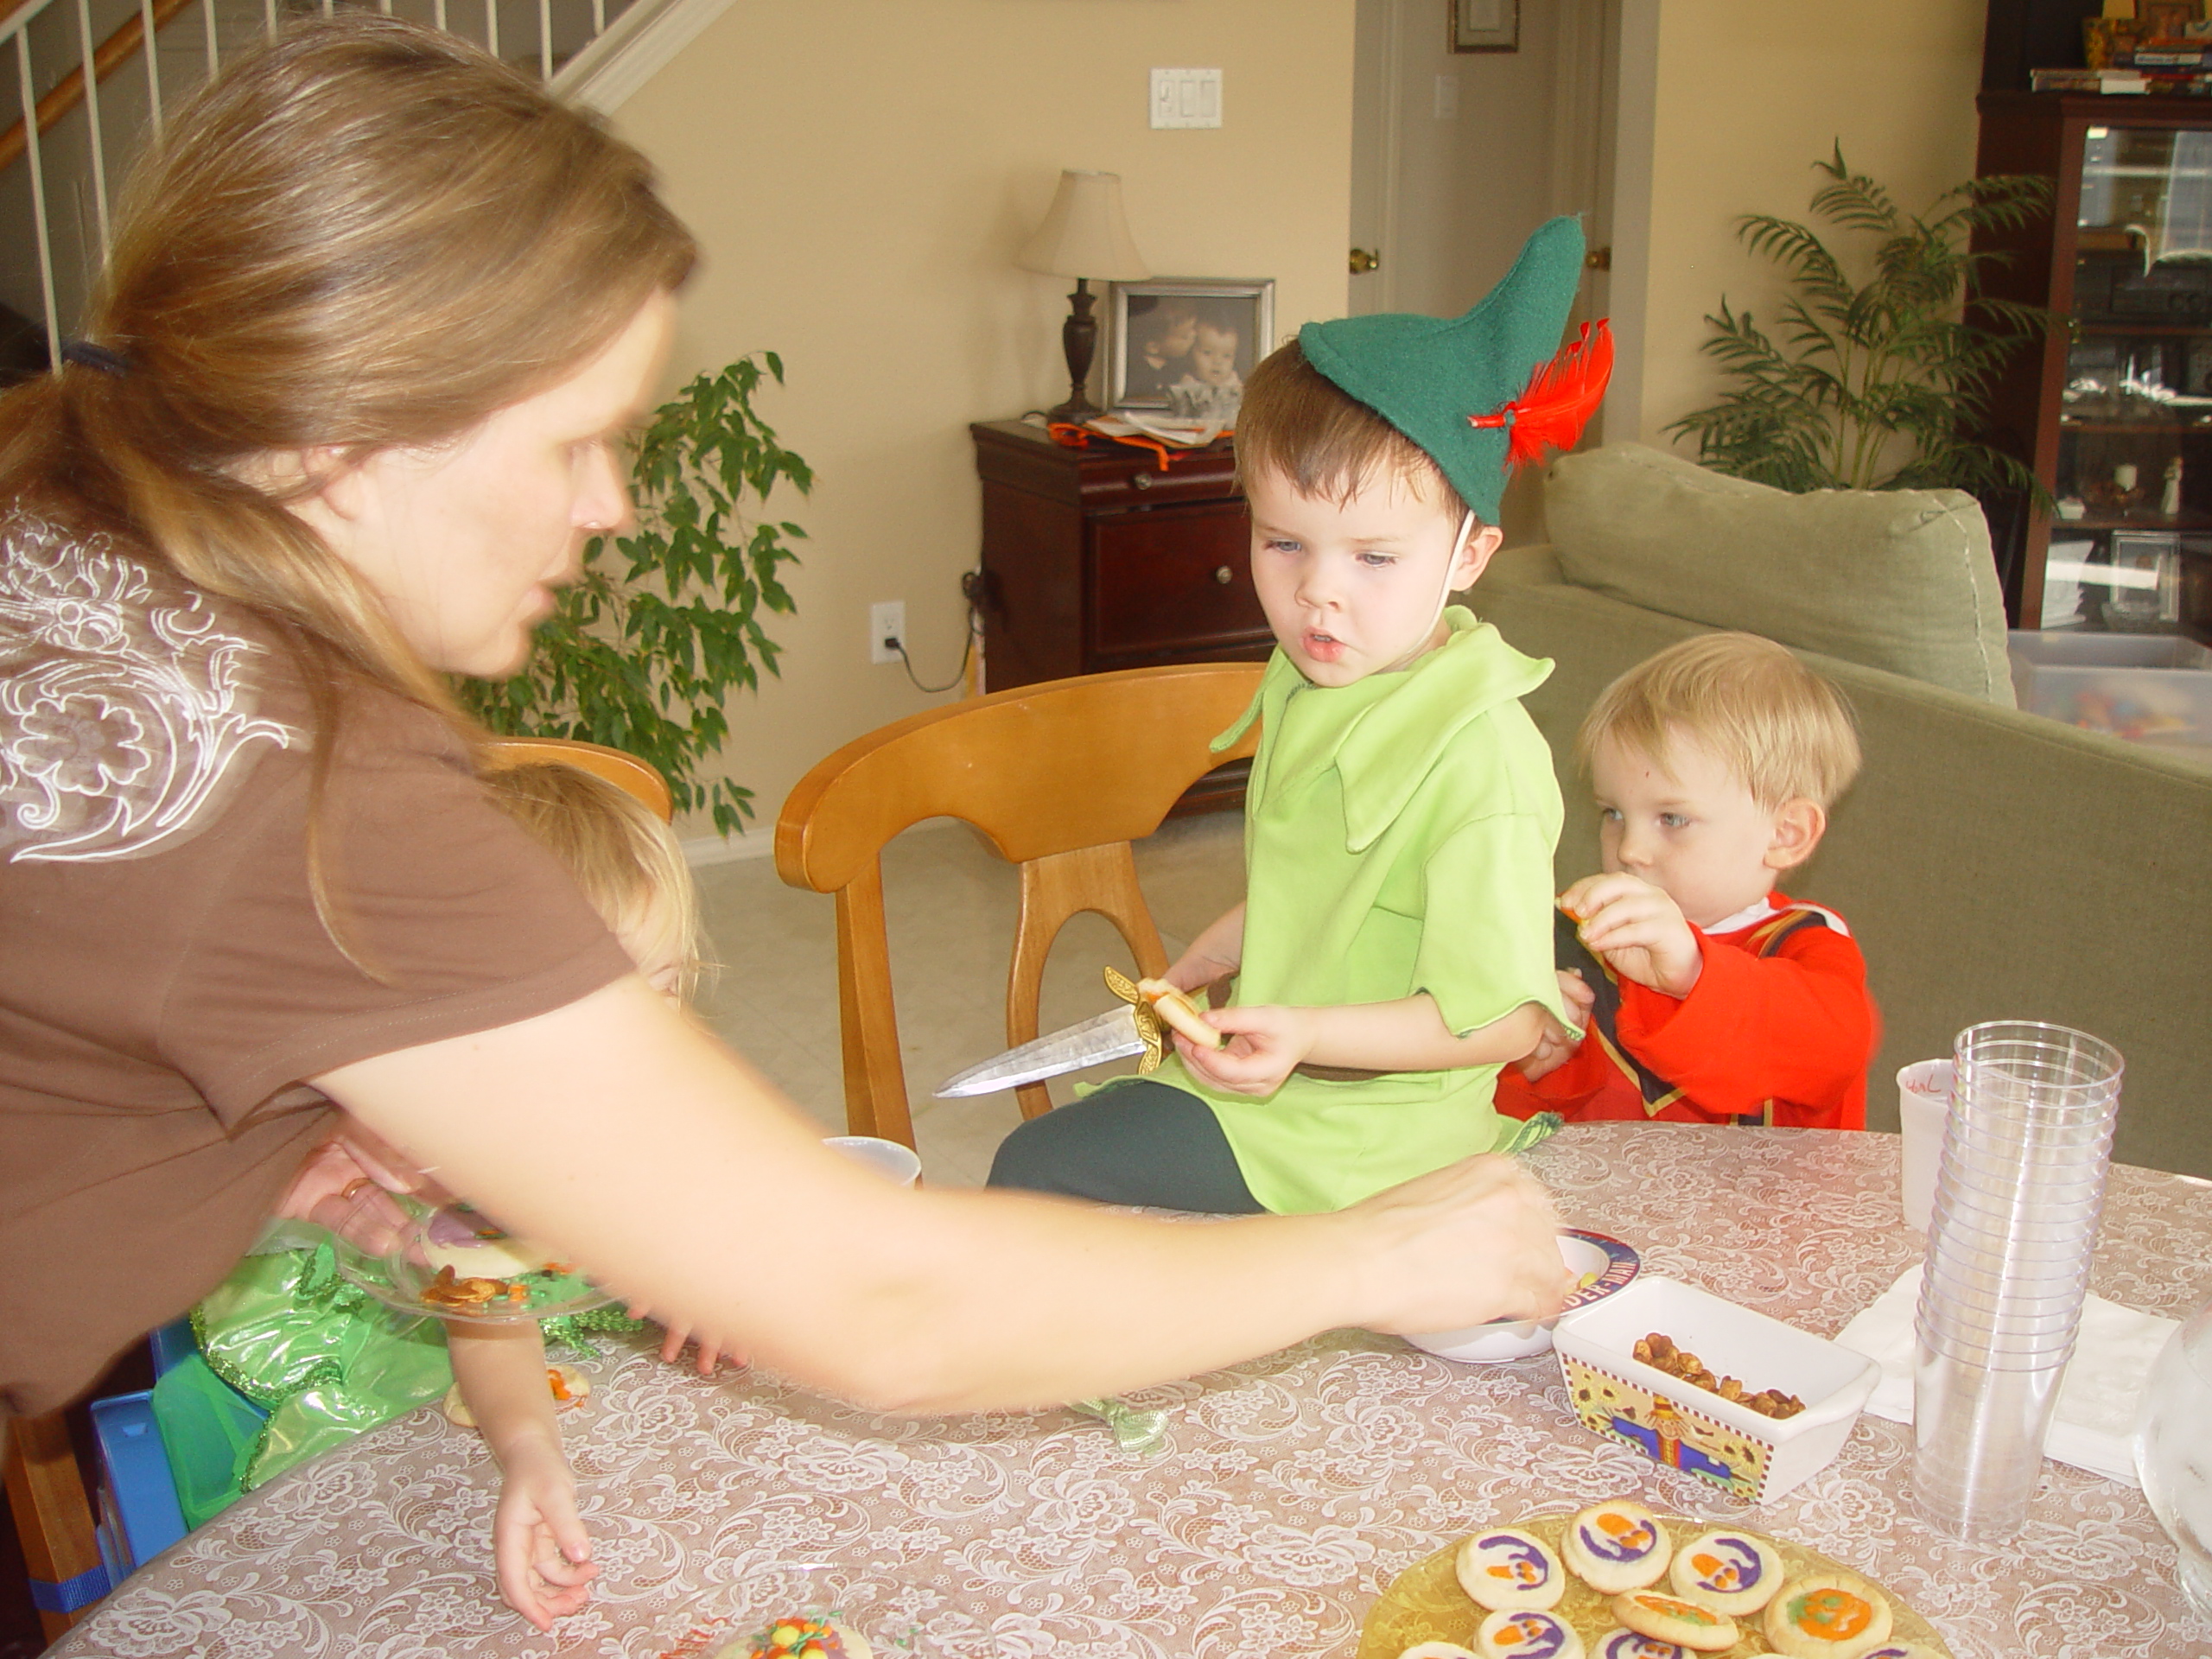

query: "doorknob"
(1349, 247), (1380, 275)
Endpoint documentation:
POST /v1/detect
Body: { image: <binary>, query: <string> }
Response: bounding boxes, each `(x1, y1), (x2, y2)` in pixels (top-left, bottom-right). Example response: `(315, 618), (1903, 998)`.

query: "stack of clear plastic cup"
(1910, 1020), (2123, 1541)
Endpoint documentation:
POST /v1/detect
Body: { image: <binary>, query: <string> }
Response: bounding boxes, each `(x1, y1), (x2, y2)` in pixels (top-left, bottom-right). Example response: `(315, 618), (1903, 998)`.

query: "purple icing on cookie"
(1485, 1611), (1576, 1659)
(1471, 1533), (1556, 1592)
(1573, 1510), (1662, 1564)
(1677, 1533), (1767, 1596)
(1595, 1633), (1687, 1659)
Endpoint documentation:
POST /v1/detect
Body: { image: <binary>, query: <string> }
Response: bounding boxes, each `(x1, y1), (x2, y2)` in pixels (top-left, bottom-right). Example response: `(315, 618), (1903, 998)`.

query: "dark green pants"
(986, 1078), (1265, 1214)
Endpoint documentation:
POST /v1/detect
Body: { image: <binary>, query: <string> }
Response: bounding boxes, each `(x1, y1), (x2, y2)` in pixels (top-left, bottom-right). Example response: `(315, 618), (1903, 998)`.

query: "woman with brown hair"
(0, 10), (1566, 1594)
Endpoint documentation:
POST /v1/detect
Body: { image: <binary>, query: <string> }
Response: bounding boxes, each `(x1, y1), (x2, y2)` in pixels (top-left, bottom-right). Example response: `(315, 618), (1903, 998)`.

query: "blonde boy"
(990, 218), (1604, 1215)
(1498, 632), (1880, 1129)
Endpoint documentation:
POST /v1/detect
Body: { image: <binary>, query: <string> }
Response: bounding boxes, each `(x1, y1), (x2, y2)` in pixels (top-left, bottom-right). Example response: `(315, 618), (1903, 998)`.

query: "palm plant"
(456, 353), (810, 834)
(1667, 145), (2053, 499)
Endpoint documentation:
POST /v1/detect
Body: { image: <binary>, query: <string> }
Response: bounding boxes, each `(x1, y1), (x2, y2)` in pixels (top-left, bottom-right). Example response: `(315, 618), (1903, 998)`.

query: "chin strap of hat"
(1382, 507), (1480, 677)
(1468, 319), (1614, 473)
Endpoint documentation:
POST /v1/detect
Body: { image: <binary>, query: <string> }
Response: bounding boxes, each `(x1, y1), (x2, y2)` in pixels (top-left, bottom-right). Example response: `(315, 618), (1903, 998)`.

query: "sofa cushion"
(1542, 443), (2017, 705)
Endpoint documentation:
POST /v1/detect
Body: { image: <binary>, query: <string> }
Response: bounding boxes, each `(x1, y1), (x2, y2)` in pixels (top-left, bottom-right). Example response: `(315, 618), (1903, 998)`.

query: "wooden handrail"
(0, 0), (196, 175)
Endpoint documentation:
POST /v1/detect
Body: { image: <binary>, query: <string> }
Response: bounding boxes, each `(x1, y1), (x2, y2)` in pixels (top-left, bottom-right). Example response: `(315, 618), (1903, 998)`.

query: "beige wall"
(1614, 0), (1987, 449)
(612, 0), (1355, 846)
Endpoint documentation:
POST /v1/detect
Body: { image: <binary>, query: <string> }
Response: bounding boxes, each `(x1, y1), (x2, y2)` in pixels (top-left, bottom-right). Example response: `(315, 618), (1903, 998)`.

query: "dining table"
(47, 1123), (2212, 1659)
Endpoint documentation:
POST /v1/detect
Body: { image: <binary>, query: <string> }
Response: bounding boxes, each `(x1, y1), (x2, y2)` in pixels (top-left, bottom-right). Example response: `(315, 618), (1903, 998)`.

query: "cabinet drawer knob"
(1131, 471), (1154, 491)
(1214, 565), (1233, 585)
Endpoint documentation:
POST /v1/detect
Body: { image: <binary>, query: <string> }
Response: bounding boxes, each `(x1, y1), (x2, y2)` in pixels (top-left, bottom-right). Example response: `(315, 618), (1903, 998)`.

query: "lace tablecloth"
(50, 1125), (2212, 1659)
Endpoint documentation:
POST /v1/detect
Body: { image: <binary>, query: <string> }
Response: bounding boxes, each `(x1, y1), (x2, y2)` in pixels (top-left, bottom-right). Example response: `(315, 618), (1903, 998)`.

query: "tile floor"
(690, 810), (1247, 1188)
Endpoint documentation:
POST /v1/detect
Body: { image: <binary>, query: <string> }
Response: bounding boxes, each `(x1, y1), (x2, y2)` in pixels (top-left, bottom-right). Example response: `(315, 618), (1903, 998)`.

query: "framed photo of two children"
(1105, 277), (1274, 421)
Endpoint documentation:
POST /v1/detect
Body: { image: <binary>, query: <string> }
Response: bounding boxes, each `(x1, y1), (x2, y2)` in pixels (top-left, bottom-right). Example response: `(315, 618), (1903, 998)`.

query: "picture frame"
(1105, 277), (1274, 416)
(1452, 0), (1518, 53)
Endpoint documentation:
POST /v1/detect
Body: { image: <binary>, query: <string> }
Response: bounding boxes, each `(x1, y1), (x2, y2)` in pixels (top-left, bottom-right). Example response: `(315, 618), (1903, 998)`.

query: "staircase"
(0, 0), (726, 370)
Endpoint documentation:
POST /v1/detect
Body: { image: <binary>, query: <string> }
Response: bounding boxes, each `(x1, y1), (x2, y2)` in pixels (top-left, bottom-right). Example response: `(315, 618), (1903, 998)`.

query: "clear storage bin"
(2007, 630), (2212, 760)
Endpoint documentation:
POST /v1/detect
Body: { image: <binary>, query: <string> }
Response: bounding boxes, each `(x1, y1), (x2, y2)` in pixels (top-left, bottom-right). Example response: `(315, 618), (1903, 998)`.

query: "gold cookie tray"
(1357, 1510), (1951, 1659)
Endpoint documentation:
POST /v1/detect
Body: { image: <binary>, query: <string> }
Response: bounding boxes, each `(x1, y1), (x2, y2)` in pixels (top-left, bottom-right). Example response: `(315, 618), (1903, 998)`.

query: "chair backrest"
(481, 736), (675, 822)
(775, 663), (1265, 1147)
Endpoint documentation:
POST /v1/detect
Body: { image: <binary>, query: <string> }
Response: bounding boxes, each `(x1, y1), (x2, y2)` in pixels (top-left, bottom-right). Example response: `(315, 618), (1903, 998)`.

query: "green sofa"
(1471, 444), (2212, 1179)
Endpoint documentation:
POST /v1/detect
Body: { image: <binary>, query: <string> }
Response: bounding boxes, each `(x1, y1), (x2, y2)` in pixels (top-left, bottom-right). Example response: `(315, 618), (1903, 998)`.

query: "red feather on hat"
(1467, 319), (1614, 472)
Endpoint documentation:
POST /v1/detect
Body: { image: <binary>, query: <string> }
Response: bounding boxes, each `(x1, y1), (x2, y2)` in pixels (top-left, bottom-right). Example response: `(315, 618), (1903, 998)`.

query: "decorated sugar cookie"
(1611, 1590), (1738, 1653)
(1455, 1528), (1567, 1611)
(1668, 1529), (1784, 1615)
(1475, 1608), (1586, 1659)
(1592, 1630), (1689, 1659)
(1561, 1502), (1672, 1593)
(1761, 1573), (1893, 1658)
(1856, 1645), (1943, 1659)
(720, 1615), (874, 1659)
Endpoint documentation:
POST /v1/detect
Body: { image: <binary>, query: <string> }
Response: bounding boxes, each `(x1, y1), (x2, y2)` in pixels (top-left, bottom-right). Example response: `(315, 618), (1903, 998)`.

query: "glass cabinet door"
(2056, 122), (2211, 630)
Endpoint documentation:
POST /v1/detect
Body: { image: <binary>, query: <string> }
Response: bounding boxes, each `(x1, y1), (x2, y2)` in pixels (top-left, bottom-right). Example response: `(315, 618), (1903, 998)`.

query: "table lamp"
(1017, 168), (1149, 424)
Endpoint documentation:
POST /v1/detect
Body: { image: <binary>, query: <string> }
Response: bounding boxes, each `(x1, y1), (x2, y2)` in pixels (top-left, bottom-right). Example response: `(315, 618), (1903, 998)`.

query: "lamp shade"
(1016, 169), (1149, 282)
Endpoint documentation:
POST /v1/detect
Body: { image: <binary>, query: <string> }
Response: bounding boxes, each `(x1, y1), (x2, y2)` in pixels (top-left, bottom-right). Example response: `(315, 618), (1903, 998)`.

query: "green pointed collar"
(1211, 607), (1553, 852)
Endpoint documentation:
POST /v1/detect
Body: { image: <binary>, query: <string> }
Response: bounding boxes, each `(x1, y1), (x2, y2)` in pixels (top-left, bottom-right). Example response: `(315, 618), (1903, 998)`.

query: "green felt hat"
(1300, 215), (1590, 522)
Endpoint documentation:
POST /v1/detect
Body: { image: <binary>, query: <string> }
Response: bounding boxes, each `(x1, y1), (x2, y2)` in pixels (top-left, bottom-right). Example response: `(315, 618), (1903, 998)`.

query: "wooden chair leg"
(1008, 843), (1170, 1122)
(835, 866), (915, 1149)
(3, 1409), (106, 1640)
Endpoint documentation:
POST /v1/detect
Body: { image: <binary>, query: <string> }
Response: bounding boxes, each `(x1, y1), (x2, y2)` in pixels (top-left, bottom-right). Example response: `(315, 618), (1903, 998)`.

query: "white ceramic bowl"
(1550, 1275), (1880, 1503)
(1404, 1230), (1641, 1363)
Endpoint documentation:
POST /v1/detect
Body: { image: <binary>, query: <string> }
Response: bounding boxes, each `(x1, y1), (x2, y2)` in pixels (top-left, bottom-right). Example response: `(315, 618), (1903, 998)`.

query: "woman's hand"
(1173, 1003), (1315, 1096)
(1561, 874), (1704, 999)
(624, 1306), (747, 1376)
(1339, 1154), (1571, 1334)
(489, 1438), (596, 1630)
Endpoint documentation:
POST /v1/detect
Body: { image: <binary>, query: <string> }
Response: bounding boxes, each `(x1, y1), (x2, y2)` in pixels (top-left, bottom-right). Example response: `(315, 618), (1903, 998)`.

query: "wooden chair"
(2, 736), (671, 1640)
(481, 735), (676, 821)
(774, 663), (1265, 1147)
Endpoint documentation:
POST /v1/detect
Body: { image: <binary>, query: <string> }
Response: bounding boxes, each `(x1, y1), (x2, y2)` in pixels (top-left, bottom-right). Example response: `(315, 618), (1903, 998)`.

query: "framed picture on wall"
(1105, 277), (1274, 418)
(1452, 0), (1518, 53)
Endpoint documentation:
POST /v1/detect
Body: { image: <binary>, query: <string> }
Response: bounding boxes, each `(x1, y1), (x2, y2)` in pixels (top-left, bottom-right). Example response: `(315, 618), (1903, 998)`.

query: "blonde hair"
(0, 15), (695, 729)
(1577, 632), (1862, 810)
(1236, 339), (1469, 518)
(482, 762), (704, 1001)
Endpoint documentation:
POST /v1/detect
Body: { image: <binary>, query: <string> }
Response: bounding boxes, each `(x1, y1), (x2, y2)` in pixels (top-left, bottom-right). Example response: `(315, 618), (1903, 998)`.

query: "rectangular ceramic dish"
(1551, 1275), (1880, 1502)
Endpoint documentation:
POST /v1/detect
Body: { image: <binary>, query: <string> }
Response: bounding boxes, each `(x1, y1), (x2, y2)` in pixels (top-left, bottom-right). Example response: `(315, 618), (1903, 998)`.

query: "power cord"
(896, 575), (983, 695)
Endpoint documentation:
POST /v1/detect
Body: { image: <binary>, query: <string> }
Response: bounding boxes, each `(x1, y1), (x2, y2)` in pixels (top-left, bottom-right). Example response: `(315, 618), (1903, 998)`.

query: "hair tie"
(60, 340), (130, 376)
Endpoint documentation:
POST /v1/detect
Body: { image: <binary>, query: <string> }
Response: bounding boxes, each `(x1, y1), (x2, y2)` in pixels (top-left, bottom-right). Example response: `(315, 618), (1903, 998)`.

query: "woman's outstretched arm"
(315, 976), (1568, 1414)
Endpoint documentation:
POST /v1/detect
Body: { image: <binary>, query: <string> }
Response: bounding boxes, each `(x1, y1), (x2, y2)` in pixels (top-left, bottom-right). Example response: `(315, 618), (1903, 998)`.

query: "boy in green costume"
(989, 217), (1609, 1215)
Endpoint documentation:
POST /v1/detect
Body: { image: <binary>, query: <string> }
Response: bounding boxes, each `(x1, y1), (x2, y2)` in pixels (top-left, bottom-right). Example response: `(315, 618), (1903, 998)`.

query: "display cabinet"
(1974, 92), (2212, 633)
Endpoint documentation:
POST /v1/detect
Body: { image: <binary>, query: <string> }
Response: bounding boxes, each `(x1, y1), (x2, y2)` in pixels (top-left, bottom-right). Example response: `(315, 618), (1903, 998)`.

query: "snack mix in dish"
(1634, 1332), (1805, 1420)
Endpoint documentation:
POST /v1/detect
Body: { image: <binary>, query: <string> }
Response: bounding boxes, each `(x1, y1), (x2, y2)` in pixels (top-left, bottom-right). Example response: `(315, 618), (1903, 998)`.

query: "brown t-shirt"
(0, 514), (635, 1415)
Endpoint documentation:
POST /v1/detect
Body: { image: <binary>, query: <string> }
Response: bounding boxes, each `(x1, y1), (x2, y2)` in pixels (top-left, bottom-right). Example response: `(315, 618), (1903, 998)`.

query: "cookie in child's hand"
(1560, 1500), (1671, 1593)
(1760, 1573), (1892, 1658)
(1610, 1591), (1737, 1652)
(1136, 976), (1226, 1049)
(1454, 1527), (1567, 1611)
(1475, 1607), (1586, 1659)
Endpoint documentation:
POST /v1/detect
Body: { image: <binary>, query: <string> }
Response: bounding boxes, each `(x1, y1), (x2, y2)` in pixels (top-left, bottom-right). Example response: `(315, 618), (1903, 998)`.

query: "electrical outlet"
(870, 601), (906, 666)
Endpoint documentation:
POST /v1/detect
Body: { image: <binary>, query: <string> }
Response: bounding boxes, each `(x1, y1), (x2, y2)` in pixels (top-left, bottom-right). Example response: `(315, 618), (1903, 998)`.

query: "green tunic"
(1159, 607), (1573, 1214)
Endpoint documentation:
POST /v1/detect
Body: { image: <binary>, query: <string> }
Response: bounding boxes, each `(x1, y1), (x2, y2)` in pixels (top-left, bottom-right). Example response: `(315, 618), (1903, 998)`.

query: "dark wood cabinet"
(970, 419), (1272, 808)
(1974, 91), (2212, 631)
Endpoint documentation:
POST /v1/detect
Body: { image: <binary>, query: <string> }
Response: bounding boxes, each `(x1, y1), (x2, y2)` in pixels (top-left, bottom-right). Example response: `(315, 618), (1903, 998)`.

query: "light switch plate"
(1150, 67), (1223, 130)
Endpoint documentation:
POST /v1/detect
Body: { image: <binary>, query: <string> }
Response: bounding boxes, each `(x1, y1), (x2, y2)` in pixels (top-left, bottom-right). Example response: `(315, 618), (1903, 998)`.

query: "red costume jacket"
(1494, 893), (1878, 1130)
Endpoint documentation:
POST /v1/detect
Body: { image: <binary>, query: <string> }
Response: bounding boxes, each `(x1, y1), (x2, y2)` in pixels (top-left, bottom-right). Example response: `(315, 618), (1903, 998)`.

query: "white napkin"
(1834, 1263), (2178, 1488)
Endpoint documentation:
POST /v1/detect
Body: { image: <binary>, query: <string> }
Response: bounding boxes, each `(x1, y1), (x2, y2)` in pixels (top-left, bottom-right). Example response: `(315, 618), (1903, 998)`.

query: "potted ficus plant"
(1666, 145), (2053, 500)
(456, 352), (810, 835)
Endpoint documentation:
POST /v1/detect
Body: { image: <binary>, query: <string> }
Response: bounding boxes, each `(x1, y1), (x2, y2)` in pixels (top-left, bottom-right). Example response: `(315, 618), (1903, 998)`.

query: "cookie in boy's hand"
(1136, 976), (1227, 1050)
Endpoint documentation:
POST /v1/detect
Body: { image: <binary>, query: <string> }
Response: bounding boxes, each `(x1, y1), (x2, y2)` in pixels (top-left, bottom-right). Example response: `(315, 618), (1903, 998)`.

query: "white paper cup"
(1897, 1058), (1952, 1232)
(824, 1135), (922, 1187)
